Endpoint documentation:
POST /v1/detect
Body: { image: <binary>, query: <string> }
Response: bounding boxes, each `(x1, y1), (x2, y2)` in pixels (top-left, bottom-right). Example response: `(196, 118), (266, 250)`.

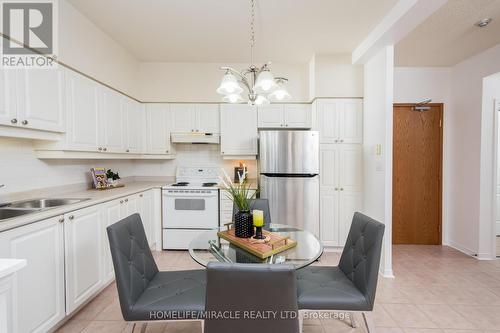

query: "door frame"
(492, 99), (500, 257)
(393, 103), (444, 245)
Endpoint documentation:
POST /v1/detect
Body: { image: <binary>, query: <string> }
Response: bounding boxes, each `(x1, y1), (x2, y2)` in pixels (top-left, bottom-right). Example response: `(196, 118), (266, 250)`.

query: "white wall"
(58, 1), (140, 97)
(449, 44), (500, 258)
(309, 54), (364, 99)
(393, 67), (452, 245)
(362, 46), (394, 277)
(0, 137), (136, 196)
(137, 62), (309, 102)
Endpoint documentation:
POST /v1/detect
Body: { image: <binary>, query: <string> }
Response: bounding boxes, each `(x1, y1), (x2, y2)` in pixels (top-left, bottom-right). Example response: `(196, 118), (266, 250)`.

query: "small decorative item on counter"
(252, 209), (265, 240)
(234, 162), (248, 183)
(220, 169), (256, 238)
(90, 167), (108, 189)
(106, 169), (121, 186)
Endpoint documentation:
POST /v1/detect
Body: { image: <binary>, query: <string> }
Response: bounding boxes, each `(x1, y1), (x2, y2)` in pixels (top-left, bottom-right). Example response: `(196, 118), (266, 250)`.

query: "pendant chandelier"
(216, 0), (291, 105)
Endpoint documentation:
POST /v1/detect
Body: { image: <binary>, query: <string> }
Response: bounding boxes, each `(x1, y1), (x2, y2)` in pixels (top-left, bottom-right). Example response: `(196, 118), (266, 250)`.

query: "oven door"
(162, 189), (219, 229)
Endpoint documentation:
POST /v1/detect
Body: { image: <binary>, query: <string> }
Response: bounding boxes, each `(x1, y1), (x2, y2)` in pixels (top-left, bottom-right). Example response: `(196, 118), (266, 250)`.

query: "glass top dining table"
(188, 224), (323, 269)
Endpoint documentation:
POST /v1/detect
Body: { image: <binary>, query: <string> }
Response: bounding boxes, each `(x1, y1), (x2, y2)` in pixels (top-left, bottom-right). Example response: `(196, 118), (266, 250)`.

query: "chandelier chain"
(250, 0), (255, 66)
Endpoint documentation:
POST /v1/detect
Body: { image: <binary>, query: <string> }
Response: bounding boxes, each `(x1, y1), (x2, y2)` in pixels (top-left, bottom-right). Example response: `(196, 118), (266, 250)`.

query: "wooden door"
(393, 103), (443, 244)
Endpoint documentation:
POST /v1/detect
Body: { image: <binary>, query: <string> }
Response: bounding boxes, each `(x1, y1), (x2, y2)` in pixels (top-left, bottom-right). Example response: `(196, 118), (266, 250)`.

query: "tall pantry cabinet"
(314, 99), (363, 247)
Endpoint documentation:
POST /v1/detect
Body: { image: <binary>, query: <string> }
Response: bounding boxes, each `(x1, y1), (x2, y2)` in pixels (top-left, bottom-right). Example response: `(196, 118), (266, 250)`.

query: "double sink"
(0, 198), (91, 221)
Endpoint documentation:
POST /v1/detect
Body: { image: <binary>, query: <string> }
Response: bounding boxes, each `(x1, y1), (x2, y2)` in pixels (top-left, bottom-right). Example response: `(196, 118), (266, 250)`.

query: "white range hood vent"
(170, 133), (220, 144)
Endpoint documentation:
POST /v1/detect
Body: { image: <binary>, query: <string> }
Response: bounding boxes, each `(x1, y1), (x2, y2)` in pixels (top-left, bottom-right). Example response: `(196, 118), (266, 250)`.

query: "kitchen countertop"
(0, 258), (26, 279)
(0, 180), (171, 233)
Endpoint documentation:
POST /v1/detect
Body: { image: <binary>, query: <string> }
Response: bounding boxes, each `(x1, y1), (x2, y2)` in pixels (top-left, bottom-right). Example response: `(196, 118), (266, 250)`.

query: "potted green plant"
(220, 169), (257, 238)
(106, 169), (121, 186)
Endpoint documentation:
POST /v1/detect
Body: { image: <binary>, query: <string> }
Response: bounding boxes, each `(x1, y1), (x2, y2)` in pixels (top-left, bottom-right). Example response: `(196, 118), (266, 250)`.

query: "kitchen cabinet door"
(316, 100), (340, 143)
(171, 104), (195, 133)
(320, 189), (340, 247)
(64, 206), (103, 314)
(138, 190), (155, 248)
(0, 69), (18, 127)
(99, 87), (125, 153)
(339, 99), (362, 143)
(146, 104), (172, 154)
(339, 191), (361, 245)
(220, 104), (258, 156)
(320, 144), (339, 189)
(0, 216), (65, 333)
(20, 68), (65, 132)
(101, 199), (122, 284)
(258, 104), (284, 128)
(196, 104), (220, 133)
(284, 104), (311, 128)
(124, 99), (145, 153)
(339, 145), (362, 192)
(120, 194), (139, 219)
(65, 71), (100, 152)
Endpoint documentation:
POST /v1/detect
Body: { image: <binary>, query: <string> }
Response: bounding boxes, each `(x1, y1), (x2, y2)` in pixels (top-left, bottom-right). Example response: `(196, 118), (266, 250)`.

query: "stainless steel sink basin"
(8, 198), (90, 209)
(0, 208), (38, 220)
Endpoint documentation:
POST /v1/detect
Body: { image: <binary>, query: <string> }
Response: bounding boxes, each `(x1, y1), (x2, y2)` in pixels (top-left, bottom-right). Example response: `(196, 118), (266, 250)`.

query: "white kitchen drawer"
(220, 199), (233, 211)
(163, 229), (209, 250)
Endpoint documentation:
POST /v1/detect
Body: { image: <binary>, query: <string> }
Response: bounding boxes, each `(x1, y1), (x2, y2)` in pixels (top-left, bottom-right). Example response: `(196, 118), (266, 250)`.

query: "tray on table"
(217, 225), (297, 259)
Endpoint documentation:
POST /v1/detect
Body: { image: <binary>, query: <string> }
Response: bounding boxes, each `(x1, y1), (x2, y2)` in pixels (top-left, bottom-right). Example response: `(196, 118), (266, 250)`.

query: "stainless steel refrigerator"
(259, 130), (320, 236)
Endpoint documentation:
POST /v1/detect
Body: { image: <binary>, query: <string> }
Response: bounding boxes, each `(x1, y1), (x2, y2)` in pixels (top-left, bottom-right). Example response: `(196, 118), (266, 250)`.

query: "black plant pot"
(234, 210), (254, 238)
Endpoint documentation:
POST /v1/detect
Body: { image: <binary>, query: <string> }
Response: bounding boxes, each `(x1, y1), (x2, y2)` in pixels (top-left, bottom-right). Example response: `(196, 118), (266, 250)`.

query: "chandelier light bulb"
(254, 95), (270, 106)
(216, 73), (243, 95)
(254, 70), (277, 93)
(223, 94), (243, 103)
(268, 79), (291, 101)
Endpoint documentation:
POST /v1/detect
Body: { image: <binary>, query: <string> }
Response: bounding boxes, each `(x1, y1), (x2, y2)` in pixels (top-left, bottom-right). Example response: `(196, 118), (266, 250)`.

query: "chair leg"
(362, 312), (376, 333)
(349, 312), (358, 328)
(140, 323), (147, 333)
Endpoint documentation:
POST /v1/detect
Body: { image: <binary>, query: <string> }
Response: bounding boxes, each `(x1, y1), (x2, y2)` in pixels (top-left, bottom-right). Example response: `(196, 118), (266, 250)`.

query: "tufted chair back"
(338, 212), (385, 309)
(107, 214), (159, 320)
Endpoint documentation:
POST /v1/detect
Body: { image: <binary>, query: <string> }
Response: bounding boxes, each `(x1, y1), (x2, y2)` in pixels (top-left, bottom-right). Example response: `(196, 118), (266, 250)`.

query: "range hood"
(170, 132), (220, 144)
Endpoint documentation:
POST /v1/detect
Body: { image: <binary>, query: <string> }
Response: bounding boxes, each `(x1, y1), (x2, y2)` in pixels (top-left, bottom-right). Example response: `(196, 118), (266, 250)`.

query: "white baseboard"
(446, 241), (476, 257)
(380, 268), (395, 278)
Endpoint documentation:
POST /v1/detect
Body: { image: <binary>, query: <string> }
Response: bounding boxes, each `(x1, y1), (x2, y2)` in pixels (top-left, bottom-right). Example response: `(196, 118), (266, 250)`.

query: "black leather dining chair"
(107, 214), (206, 332)
(205, 262), (299, 333)
(296, 212), (385, 332)
(232, 198), (272, 227)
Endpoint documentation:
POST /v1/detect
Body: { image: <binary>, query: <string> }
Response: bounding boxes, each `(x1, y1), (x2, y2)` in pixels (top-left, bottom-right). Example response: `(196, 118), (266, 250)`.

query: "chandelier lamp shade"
(216, 0), (291, 105)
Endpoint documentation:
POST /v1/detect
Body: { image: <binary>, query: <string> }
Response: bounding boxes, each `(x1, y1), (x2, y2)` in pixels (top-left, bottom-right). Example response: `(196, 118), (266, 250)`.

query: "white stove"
(162, 167), (221, 250)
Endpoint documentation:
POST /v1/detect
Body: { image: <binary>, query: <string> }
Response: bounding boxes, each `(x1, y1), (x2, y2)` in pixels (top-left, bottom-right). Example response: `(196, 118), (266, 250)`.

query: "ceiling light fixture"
(475, 18), (492, 28)
(216, 0), (290, 105)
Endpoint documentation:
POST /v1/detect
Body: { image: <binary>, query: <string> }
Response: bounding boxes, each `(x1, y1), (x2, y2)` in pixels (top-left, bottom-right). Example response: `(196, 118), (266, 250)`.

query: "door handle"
(103, 148), (107, 151)
(10, 118), (17, 124)
(340, 139), (344, 143)
(125, 198), (129, 202)
(58, 217), (65, 223)
(68, 215), (74, 220)
(340, 188), (344, 191)
(21, 120), (28, 125)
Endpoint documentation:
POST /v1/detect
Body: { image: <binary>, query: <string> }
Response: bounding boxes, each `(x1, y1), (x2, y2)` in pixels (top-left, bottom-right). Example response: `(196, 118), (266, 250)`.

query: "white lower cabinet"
(0, 216), (65, 333)
(64, 206), (103, 315)
(320, 144), (362, 247)
(101, 199), (123, 284)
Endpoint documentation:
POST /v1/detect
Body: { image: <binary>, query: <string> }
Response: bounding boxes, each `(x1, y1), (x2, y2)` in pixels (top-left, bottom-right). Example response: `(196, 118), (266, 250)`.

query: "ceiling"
(396, 0), (500, 66)
(67, 0), (398, 63)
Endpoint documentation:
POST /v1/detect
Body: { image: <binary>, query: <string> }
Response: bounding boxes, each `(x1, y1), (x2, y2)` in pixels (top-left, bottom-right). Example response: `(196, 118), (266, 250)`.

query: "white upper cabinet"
(258, 104), (284, 128)
(99, 87), (125, 153)
(124, 99), (145, 153)
(65, 71), (100, 152)
(339, 99), (363, 143)
(220, 104), (258, 156)
(171, 103), (220, 133)
(20, 68), (65, 132)
(316, 99), (362, 143)
(196, 104), (220, 133)
(0, 70), (17, 126)
(146, 104), (172, 155)
(171, 104), (194, 132)
(258, 104), (311, 128)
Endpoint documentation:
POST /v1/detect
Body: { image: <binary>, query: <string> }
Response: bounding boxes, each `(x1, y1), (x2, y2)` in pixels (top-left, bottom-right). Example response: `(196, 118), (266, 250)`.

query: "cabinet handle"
(125, 198), (129, 202)
(340, 188), (344, 191)
(98, 147), (103, 151)
(334, 187), (338, 191)
(139, 194), (143, 197)
(334, 139), (338, 143)
(10, 118), (17, 124)
(103, 148), (107, 151)
(126, 149), (130, 152)
(221, 151), (225, 154)
(58, 217), (65, 223)
(340, 139), (344, 143)
(68, 215), (74, 220)
(21, 120), (28, 125)
(196, 129), (199, 132)
(285, 124), (288, 127)
(165, 150), (169, 154)
(191, 129), (194, 132)
(120, 200), (124, 204)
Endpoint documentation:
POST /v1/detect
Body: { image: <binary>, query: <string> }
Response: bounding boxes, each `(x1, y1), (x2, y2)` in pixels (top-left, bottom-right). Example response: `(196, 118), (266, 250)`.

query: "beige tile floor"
(56, 245), (500, 333)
